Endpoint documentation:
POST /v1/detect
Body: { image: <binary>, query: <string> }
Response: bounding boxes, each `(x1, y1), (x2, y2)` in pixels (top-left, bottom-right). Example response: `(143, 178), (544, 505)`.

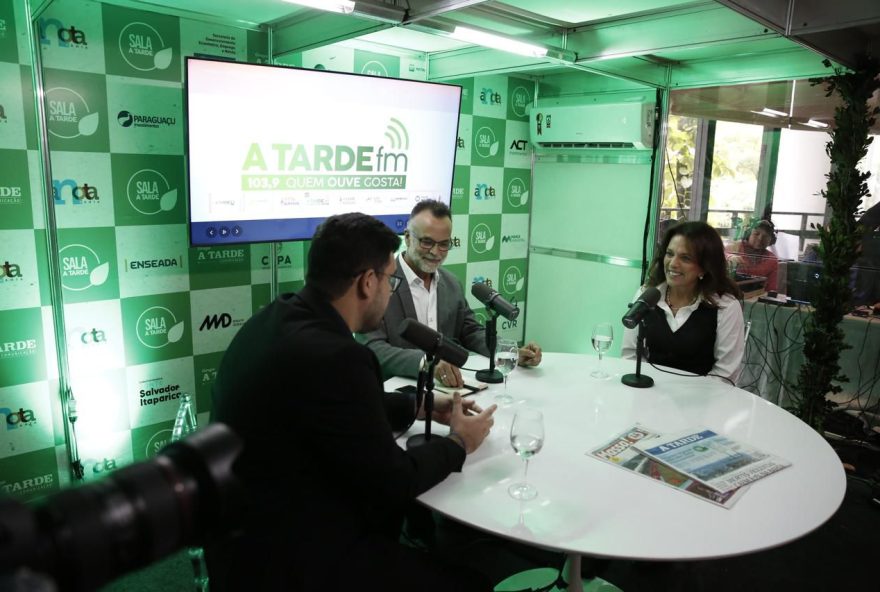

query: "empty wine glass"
(495, 338), (518, 404)
(508, 407), (544, 501)
(591, 323), (613, 379)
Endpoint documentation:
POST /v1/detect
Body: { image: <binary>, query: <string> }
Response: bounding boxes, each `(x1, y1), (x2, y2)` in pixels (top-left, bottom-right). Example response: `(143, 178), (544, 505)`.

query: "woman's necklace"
(665, 289), (698, 315)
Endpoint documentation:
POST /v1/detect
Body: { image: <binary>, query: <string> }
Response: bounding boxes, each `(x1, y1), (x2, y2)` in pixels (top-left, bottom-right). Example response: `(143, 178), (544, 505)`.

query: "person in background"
(206, 213), (497, 592)
(727, 219), (779, 292)
(623, 221), (745, 383)
(358, 199), (542, 388)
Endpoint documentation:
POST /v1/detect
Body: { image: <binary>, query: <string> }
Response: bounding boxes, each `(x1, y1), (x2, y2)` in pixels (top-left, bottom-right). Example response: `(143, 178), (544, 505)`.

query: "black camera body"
(0, 423), (242, 592)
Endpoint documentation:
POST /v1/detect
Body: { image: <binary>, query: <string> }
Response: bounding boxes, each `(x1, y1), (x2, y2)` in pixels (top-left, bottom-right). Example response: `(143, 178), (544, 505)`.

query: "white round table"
(397, 353), (845, 589)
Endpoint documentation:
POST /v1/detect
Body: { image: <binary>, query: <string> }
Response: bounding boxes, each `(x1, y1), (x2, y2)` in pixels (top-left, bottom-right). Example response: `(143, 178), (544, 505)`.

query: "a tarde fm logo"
(474, 126), (499, 158)
(38, 17), (88, 48)
(135, 306), (184, 349)
(470, 223), (496, 254)
(119, 21), (173, 72)
(506, 177), (529, 207)
(127, 169), (178, 215)
(53, 178), (100, 205)
(46, 87), (99, 139)
(59, 244), (109, 291)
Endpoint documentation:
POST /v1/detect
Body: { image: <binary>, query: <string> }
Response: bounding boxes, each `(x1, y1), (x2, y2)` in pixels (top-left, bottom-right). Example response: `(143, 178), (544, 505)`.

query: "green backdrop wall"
(0, 0), (537, 501)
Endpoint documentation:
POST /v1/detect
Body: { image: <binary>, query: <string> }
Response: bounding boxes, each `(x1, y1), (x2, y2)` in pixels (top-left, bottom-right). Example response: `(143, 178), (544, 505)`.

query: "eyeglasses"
(409, 232), (453, 252)
(353, 269), (401, 292)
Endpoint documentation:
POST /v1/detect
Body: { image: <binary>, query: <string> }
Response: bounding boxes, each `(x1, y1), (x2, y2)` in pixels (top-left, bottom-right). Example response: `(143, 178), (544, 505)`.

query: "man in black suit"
(358, 199), (542, 388)
(206, 213), (497, 591)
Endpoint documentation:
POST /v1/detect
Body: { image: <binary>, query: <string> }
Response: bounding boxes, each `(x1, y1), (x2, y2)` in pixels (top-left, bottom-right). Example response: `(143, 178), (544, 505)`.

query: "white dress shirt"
(399, 256), (440, 330)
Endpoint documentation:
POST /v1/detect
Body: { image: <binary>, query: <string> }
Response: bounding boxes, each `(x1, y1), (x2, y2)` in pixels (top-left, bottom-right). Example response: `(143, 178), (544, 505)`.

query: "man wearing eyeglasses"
(359, 199), (542, 388)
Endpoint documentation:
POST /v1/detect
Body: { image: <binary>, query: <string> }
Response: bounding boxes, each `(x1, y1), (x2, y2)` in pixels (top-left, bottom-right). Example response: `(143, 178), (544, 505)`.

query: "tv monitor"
(185, 57), (462, 246)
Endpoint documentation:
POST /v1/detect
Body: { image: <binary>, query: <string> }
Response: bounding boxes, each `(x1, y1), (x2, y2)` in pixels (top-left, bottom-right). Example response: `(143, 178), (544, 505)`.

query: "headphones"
(743, 219), (777, 245)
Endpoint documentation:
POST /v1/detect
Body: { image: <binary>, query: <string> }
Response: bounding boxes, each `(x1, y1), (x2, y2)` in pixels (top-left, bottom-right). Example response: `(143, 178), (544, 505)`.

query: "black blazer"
(206, 285), (466, 590)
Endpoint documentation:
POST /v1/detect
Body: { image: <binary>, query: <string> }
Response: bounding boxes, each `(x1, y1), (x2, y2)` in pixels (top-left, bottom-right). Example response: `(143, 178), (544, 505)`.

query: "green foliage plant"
(793, 57), (880, 431)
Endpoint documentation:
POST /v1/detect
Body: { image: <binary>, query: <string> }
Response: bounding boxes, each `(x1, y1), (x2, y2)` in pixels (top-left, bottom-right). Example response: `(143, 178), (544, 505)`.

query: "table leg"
(493, 553), (622, 592)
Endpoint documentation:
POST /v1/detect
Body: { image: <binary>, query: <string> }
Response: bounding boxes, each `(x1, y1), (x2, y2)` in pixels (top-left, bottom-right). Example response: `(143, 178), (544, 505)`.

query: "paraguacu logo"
(59, 244), (110, 291)
(126, 168), (178, 215)
(135, 305), (185, 349)
(118, 21), (173, 72)
(117, 109), (176, 129)
(46, 86), (100, 139)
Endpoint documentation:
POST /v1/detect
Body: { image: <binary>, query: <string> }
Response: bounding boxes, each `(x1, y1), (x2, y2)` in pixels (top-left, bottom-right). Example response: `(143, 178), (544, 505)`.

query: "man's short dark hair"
(410, 199), (451, 220)
(306, 213), (400, 299)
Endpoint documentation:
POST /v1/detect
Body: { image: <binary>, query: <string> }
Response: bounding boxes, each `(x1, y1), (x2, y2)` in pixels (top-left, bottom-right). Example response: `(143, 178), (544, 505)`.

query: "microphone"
(398, 319), (468, 367)
(471, 282), (519, 320)
(621, 287), (662, 329)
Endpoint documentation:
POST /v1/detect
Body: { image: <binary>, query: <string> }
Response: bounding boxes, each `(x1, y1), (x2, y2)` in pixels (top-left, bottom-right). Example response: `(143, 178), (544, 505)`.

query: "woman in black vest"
(622, 221), (745, 383)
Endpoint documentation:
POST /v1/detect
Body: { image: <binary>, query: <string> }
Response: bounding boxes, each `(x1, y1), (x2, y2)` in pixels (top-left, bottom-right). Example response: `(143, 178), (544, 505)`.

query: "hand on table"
(434, 360), (464, 387)
(518, 342), (542, 367)
(431, 393), (482, 426)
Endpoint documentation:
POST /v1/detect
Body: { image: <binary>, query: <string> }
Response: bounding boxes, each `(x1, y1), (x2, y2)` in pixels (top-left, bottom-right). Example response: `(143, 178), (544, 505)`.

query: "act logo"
(199, 313), (232, 331)
(361, 60), (389, 77)
(53, 179), (100, 205)
(510, 86), (531, 118)
(474, 183), (497, 200)
(506, 177), (529, 207)
(60, 244), (109, 291)
(470, 223), (495, 254)
(126, 169), (178, 215)
(480, 88), (502, 106)
(46, 87), (99, 139)
(38, 17), (88, 48)
(501, 265), (525, 295)
(0, 407), (37, 431)
(118, 21), (173, 72)
(1, 260), (22, 282)
(135, 306), (184, 349)
(509, 139), (528, 151)
(474, 126), (499, 158)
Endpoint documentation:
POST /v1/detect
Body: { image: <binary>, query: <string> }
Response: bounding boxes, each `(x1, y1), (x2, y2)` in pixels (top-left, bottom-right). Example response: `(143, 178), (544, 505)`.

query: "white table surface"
(393, 352), (846, 562)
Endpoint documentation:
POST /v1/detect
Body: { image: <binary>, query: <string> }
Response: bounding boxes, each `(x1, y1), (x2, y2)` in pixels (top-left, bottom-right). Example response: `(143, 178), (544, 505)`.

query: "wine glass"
(591, 323), (613, 379)
(495, 338), (518, 404)
(508, 407), (544, 501)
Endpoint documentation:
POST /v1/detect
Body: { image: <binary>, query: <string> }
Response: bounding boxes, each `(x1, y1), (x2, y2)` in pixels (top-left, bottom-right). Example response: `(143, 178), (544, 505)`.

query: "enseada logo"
(118, 21), (173, 72)
(126, 168), (178, 215)
(59, 244), (109, 291)
(46, 86), (99, 139)
(135, 305), (184, 349)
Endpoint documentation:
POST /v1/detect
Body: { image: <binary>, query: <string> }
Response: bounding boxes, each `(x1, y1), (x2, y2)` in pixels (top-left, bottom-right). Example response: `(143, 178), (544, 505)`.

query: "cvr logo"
(200, 313), (232, 331)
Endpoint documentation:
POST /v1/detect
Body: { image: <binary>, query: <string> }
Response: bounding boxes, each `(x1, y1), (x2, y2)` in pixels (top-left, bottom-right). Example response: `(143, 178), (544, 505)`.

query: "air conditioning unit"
(529, 102), (656, 150)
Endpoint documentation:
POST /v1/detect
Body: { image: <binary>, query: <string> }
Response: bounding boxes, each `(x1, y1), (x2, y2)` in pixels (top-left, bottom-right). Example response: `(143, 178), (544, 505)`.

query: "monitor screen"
(185, 58), (462, 246)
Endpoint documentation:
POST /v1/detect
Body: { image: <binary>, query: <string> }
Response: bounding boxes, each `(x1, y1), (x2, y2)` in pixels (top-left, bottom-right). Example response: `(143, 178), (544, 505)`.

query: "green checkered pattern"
(0, 0), (533, 501)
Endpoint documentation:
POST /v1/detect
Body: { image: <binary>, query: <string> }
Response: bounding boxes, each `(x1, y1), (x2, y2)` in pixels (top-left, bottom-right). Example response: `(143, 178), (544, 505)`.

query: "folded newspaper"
(633, 427), (791, 494)
(589, 425), (747, 508)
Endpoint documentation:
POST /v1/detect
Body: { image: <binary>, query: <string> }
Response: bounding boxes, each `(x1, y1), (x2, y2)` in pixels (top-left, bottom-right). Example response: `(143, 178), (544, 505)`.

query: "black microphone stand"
(621, 320), (654, 388)
(407, 354), (438, 448)
(475, 311), (503, 384)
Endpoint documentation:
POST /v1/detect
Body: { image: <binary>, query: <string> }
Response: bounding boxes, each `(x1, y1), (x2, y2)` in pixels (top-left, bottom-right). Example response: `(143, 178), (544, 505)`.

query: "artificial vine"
(793, 56), (879, 431)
